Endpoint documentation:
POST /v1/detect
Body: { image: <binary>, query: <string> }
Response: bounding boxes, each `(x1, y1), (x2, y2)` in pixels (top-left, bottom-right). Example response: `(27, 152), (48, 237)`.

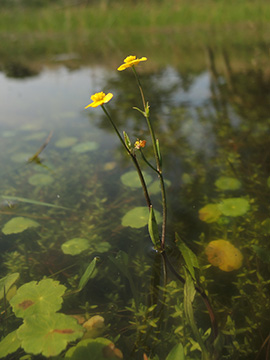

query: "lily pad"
(2, 217), (40, 235)
(65, 337), (123, 360)
(218, 198), (250, 217)
(205, 240), (243, 272)
(215, 176), (241, 190)
(61, 238), (90, 255)
(0, 273), (20, 300)
(0, 330), (21, 358)
(24, 132), (47, 141)
(10, 279), (66, 318)
(72, 141), (99, 153)
(28, 173), (54, 186)
(11, 152), (32, 163)
(121, 206), (162, 229)
(55, 137), (77, 148)
(199, 204), (222, 223)
(148, 179), (171, 195)
(93, 241), (111, 253)
(120, 170), (152, 189)
(17, 313), (84, 357)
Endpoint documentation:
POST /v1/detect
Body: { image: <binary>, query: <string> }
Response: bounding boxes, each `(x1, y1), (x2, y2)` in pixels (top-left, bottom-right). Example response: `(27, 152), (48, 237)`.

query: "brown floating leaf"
(205, 240), (243, 272)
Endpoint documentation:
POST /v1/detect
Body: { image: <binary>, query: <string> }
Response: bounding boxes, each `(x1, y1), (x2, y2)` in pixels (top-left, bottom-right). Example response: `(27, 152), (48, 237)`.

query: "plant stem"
(101, 105), (152, 208)
(132, 67), (167, 250)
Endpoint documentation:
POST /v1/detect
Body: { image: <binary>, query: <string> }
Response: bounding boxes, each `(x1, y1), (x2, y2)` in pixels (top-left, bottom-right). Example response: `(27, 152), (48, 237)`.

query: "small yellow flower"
(134, 139), (146, 149)
(85, 92), (113, 108)
(117, 55), (147, 71)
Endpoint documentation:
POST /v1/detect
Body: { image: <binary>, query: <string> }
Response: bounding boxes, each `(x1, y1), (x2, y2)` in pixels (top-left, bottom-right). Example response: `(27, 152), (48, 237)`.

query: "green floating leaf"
(94, 242), (111, 253)
(2, 217), (40, 235)
(148, 179), (171, 195)
(10, 279), (66, 318)
(72, 141), (99, 153)
(78, 257), (99, 292)
(176, 233), (199, 280)
(166, 343), (185, 360)
(0, 330), (21, 358)
(28, 173), (54, 186)
(11, 153), (32, 163)
(65, 337), (122, 360)
(0, 273), (20, 301)
(24, 131), (47, 141)
(148, 206), (160, 249)
(218, 197), (250, 217)
(120, 170), (152, 189)
(55, 137), (77, 148)
(61, 238), (90, 256)
(199, 203), (222, 223)
(121, 206), (162, 229)
(215, 176), (241, 190)
(17, 313), (84, 357)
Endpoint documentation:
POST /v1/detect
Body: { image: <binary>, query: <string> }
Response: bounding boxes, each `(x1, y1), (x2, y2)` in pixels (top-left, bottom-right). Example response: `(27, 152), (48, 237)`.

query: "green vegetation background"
(0, 0), (269, 73)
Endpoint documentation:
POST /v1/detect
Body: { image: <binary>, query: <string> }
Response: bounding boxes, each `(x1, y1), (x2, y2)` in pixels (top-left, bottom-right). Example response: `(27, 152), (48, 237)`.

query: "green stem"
(132, 67), (167, 250)
(101, 105), (152, 208)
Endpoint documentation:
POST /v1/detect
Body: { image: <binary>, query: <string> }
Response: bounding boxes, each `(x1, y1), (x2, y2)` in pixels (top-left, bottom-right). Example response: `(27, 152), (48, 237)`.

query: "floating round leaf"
(2, 217), (40, 235)
(10, 278), (66, 318)
(148, 179), (171, 195)
(0, 330), (21, 358)
(218, 198), (250, 217)
(11, 153), (32, 163)
(72, 141), (99, 153)
(55, 137), (77, 148)
(17, 313), (84, 357)
(199, 204), (222, 223)
(65, 337), (123, 360)
(205, 240), (243, 272)
(28, 173), (54, 186)
(0, 273), (20, 301)
(121, 206), (162, 229)
(93, 241), (111, 253)
(120, 170), (152, 189)
(61, 238), (90, 255)
(215, 176), (241, 190)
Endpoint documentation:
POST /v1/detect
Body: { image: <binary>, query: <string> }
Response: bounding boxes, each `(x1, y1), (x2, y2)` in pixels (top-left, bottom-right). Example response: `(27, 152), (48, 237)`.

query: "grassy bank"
(0, 0), (270, 33)
(0, 0), (269, 75)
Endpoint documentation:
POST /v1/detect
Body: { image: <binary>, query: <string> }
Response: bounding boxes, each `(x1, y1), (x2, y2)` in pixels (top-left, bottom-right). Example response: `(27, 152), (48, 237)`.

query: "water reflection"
(0, 54), (270, 359)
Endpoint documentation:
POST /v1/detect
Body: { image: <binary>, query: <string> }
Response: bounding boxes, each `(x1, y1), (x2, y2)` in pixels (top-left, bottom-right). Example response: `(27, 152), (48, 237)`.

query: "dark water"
(0, 51), (270, 359)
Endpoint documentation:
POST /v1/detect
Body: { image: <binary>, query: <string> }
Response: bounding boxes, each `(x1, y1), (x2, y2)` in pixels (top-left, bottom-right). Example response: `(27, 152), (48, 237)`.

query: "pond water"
(0, 53), (270, 359)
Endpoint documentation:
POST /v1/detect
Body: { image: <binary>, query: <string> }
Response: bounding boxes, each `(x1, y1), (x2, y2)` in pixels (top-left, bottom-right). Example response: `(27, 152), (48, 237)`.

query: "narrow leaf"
(148, 206), (160, 249)
(78, 257), (99, 291)
(156, 139), (162, 168)
(176, 233), (199, 280)
(123, 131), (132, 151)
(166, 343), (185, 360)
(1, 195), (70, 210)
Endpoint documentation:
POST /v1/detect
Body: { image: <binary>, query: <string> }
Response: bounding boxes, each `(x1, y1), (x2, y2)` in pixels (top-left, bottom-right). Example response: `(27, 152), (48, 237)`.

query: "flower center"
(92, 92), (105, 101)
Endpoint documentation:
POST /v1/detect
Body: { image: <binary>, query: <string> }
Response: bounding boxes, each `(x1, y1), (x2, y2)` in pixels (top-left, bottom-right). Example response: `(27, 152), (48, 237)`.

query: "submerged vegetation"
(0, 51), (270, 359)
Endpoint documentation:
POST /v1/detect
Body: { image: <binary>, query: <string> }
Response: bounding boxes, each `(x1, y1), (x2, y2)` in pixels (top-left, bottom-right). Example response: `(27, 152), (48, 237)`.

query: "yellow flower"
(134, 139), (146, 149)
(85, 92), (113, 108)
(117, 55), (147, 71)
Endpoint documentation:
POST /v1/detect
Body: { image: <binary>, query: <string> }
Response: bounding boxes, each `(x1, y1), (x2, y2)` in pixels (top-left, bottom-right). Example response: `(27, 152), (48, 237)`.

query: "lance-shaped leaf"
(78, 257), (99, 292)
(0, 273), (19, 301)
(0, 195), (70, 210)
(156, 139), (162, 168)
(65, 337), (123, 360)
(123, 131), (132, 151)
(148, 206), (160, 249)
(17, 313), (84, 357)
(176, 233), (199, 280)
(2, 217), (40, 235)
(166, 343), (185, 360)
(0, 330), (21, 358)
(10, 279), (66, 318)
